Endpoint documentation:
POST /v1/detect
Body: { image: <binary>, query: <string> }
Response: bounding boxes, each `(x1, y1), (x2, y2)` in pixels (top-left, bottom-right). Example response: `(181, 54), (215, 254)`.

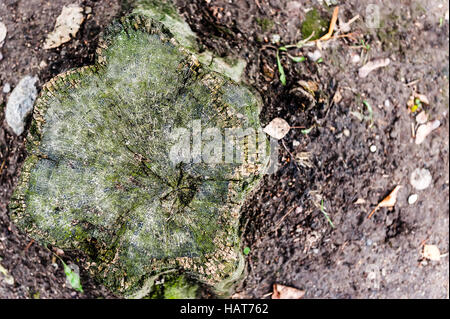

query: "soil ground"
(1, 0), (448, 298)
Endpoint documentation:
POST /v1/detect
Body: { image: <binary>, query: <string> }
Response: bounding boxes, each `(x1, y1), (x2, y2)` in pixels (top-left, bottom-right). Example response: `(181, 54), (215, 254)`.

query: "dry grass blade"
(319, 6), (339, 41)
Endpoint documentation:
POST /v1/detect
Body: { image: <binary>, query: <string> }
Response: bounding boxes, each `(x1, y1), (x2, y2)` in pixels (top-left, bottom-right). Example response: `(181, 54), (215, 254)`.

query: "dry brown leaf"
(44, 4), (84, 49)
(423, 244), (441, 261)
(272, 284), (305, 299)
(263, 118), (291, 140)
(368, 185), (402, 219)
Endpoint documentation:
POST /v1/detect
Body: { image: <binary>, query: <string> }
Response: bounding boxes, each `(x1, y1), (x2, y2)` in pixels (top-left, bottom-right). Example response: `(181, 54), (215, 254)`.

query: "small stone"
(270, 34), (281, 44)
(307, 50), (322, 62)
(410, 168), (432, 190)
(5, 75), (38, 135)
(85, 6), (92, 14)
(408, 194), (418, 205)
(384, 99), (391, 108)
(350, 53), (360, 64)
(0, 21), (7, 43)
(423, 245), (441, 261)
(2, 83), (11, 94)
(370, 145), (377, 153)
(39, 60), (48, 69)
(292, 140), (300, 147)
(343, 129), (350, 137)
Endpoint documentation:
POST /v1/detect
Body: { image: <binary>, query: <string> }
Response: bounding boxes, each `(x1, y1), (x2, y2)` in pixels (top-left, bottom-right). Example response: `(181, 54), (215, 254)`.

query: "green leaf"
(277, 51), (287, 85)
(414, 98), (422, 107)
(316, 57), (324, 63)
(62, 261), (83, 293)
(243, 247), (251, 255)
(320, 199), (335, 229)
(290, 56), (306, 63)
(362, 100), (374, 127)
(301, 127), (313, 135)
(279, 46), (288, 52)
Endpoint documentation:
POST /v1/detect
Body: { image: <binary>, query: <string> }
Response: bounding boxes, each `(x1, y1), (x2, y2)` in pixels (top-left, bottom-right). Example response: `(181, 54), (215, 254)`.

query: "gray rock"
(5, 75), (38, 135)
(408, 194), (418, 205)
(307, 50), (322, 62)
(2, 83), (11, 94)
(410, 168), (432, 190)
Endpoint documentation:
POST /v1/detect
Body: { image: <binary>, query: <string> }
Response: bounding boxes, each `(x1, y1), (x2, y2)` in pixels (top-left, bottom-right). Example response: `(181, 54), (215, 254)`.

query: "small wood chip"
(422, 245), (441, 261)
(44, 4), (85, 49)
(272, 284), (305, 299)
(358, 58), (390, 78)
(415, 120), (440, 144)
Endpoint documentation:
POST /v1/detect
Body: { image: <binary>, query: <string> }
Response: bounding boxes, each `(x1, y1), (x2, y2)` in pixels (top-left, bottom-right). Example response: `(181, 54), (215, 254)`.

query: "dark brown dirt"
(175, 0), (449, 299)
(1, 0), (449, 299)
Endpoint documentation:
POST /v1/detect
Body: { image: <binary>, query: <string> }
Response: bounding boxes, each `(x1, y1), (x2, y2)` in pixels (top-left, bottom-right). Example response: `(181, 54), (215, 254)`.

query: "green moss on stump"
(147, 273), (200, 299)
(301, 9), (329, 40)
(9, 14), (268, 298)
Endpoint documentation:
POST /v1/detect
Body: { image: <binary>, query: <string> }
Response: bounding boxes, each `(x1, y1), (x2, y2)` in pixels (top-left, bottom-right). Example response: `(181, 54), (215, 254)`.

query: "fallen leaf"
(422, 245), (441, 261)
(415, 120), (440, 144)
(358, 58), (390, 78)
(368, 185), (402, 219)
(62, 260), (83, 293)
(263, 118), (291, 140)
(355, 198), (366, 205)
(44, 4), (84, 49)
(0, 22), (7, 43)
(272, 284), (305, 299)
